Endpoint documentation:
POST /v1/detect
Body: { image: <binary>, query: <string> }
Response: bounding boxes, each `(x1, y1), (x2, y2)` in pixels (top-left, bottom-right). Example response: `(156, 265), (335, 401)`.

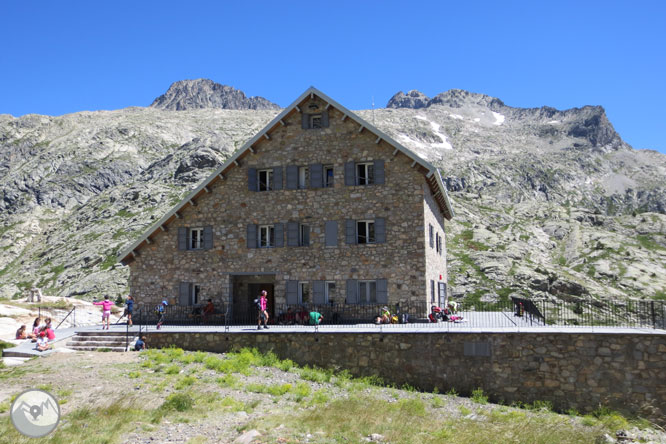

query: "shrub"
(162, 393), (194, 412)
(174, 376), (197, 390)
(165, 365), (181, 375)
(471, 388), (488, 404)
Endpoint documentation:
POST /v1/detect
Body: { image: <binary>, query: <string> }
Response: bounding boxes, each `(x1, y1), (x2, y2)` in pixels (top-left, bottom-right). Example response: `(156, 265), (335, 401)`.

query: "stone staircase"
(66, 331), (134, 352)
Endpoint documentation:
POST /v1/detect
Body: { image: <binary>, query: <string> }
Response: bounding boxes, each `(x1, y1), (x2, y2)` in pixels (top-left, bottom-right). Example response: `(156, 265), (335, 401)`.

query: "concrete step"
(68, 335), (128, 342)
(66, 340), (128, 347)
(74, 331), (129, 337)
(65, 345), (127, 352)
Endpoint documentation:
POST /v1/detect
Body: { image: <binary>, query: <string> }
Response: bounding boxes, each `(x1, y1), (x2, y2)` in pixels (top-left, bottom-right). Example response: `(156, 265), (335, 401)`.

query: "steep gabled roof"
(118, 86), (454, 265)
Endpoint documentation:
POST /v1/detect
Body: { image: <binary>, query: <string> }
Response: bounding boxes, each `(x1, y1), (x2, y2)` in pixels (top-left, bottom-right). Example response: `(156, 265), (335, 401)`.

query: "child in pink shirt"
(94, 296), (115, 330)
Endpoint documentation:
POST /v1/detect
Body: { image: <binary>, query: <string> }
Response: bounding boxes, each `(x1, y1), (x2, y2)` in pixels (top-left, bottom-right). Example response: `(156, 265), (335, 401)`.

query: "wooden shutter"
(246, 224), (257, 248)
(301, 113), (309, 129)
(344, 162), (355, 186)
(431, 280), (435, 303)
(273, 166), (283, 190)
(286, 165), (298, 189)
(313, 281), (325, 305)
(309, 163), (323, 188)
(376, 279), (388, 304)
(274, 223), (284, 247)
(325, 221), (338, 247)
(179, 282), (191, 306)
(345, 219), (356, 244)
(375, 218), (386, 243)
(321, 111), (329, 128)
(286, 280), (298, 304)
(287, 222), (299, 247)
(346, 279), (358, 304)
(374, 159), (385, 185)
(429, 225), (434, 248)
(178, 227), (187, 250)
(302, 225), (310, 246)
(203, 226), (213, 250)
(248, 168), (257, 192)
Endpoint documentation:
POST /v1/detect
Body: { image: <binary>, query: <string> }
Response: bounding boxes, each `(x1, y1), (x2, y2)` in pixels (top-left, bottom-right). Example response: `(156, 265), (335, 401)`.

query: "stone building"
(118, 87), (454, 321)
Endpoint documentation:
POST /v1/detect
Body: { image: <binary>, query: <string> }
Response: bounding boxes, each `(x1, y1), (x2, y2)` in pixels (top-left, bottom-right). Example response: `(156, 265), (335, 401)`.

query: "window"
(299, 224), (310, 246)
(325, 281), (336, 304)
(310, 114), (322, 129)
(359, 280), (377, 303)
(357, 220), (375, 244)
(324, 165), (334, 188)
(259, 225), (275, 248)
(258, 169), (273, 191)
(436, 233), (443, 255)
(357, 163), (374, 185)
(429, 224), (434, 249)
(191, 284), (201, 305)
(298, 282), (310, 304)
(190, 228), (204, 250)
(298, 166), (309, 189)
(430, 280), (435, 304)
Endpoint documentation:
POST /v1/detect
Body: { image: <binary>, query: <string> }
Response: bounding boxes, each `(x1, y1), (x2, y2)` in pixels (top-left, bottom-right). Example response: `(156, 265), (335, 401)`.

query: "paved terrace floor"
(4, 310), (664, 358)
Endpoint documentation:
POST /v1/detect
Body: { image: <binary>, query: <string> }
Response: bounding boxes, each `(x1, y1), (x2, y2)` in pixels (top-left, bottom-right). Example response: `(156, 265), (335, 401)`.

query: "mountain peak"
(150, 79), (280, 111)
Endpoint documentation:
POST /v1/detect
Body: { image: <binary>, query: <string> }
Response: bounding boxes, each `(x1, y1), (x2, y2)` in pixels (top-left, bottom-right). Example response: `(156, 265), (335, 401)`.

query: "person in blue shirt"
(134, 336), (146, 351)
(125, 295), (134, 327)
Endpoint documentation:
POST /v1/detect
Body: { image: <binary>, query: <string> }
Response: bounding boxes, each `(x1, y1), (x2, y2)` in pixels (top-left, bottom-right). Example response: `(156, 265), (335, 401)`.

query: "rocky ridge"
(0, 85), (664, 304)
(150, 79), (280, 111)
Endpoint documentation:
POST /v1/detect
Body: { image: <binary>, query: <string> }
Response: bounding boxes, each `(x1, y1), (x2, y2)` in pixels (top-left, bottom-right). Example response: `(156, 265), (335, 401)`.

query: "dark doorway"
(231, 274), (276, 324)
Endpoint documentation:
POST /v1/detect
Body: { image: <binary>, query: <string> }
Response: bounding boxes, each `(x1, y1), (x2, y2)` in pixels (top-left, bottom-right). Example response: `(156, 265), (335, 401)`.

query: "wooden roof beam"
(358, 125), (364, 133)
(160, 225), (168, 232)
(203, 186), (211, 193)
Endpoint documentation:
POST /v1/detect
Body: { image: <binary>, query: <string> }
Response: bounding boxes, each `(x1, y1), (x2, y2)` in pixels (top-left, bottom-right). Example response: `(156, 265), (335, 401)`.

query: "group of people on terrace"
(15, 317), (56, 351)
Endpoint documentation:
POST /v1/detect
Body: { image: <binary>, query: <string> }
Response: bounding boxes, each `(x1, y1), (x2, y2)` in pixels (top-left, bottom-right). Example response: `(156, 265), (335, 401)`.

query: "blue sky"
(1, 1), (665, 153)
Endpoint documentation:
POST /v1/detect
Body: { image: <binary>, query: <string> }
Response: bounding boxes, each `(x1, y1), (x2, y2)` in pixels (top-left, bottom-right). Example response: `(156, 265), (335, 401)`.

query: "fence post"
(651, 301), (656, 329)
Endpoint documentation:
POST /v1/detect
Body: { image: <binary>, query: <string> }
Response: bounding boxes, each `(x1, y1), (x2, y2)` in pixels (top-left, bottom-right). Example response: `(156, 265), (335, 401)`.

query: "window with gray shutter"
(286, 165), (298, 190)
(248, 168), (257, 192)
(203, 226), (213, 250)
(287, 222), (299, 247)
(313, 281), (325, 305)
(178, 227), (187, 250)
(345, 219), (356, 244)
(273, 166), (283, 190)
(374, 159), (385, 185)
(274, 223), (284, 247)
(429, 225), (434, 248)
(286, 280), (298, 304)
(375, 218), (386, 243)
(179, 282), (191, 306)
(430, 280), (435, 303)
(247, 224), (257, 248)
(438, 282), (447, 307)
(309, 163), (323, 188)
(346, 279), (358, 304)
(344, 162), (355, 186)
(325, 221), (338, 247)
(376, 279), (388, 304)
(301, 113), (309, 129)
(321, 110), (329, 128)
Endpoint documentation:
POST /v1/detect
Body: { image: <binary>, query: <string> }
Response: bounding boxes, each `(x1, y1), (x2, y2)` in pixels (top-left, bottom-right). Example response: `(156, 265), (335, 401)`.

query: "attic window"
(310, 114), (322, 129)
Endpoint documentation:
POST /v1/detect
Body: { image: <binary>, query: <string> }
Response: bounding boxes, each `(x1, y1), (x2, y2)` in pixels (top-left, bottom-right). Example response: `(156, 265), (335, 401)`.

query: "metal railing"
(127, 298), (665, 330)
(37, 306), (76, 330)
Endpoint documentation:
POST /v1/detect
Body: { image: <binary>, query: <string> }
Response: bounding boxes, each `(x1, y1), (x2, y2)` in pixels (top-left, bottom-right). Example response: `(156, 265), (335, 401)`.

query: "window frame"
(356, 162), (375, 186)
(324, 165), (334, 188)
(189, 227), (204, 250)
(325, 281), (336, 304)
(259, 225), (275, 248)
(358, 280), (377, 304)
(298, 281), (311, 304)
(429, 224), (434, 249)
(190, 284), (201, 306)
(258, 168), (273, 191)
(299, 224), (310, 246)
(309, 114), (322, 129)
(298, 166), (309, 189)
(356, 220), (376, 244)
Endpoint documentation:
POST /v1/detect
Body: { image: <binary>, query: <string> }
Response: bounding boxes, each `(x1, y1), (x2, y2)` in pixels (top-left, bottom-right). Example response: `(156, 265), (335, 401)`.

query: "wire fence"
(130, 297), (666, 330)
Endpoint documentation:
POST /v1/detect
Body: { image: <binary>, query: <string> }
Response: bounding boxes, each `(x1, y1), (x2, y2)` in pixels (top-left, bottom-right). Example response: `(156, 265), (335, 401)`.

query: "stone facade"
(124, 90), (452, 319)
(145, 330), (666, 425)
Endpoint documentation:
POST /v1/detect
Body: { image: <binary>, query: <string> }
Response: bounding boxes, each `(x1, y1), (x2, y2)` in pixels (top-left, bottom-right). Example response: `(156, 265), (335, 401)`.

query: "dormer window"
(310, 114), (322, 129)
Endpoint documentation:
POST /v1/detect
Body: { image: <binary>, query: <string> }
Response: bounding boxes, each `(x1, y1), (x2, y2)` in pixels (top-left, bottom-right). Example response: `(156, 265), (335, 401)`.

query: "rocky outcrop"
(150, 79), (280, 111)
(386, 90), (431, 109)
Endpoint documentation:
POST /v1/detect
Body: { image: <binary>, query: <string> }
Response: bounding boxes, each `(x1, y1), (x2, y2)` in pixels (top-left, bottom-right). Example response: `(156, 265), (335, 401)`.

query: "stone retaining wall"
(145, 330), (666, 423)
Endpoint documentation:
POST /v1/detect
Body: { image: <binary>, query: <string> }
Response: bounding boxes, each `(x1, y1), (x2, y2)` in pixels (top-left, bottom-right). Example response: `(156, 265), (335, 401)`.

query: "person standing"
(308, 311), (323, 325)
(125, 295), (134, 327)
(94, 295), (115, 330)
(257, 290), (269, 330)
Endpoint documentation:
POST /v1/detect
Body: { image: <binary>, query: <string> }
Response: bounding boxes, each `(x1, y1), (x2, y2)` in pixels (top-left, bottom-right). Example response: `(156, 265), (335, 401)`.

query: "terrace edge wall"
(145, 330), (666, 424)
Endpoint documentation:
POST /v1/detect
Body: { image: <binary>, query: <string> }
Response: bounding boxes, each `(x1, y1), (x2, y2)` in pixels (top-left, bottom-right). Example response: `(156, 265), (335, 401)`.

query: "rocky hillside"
(0, 85), (664, 303)
(150, 79), (280, 111)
